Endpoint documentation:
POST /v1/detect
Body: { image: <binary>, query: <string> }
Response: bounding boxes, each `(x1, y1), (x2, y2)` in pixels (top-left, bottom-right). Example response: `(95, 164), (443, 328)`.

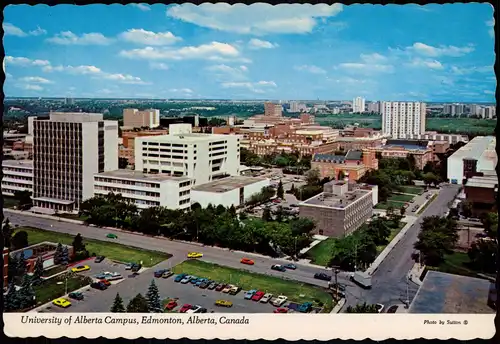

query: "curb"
(331, 298), (346, 313)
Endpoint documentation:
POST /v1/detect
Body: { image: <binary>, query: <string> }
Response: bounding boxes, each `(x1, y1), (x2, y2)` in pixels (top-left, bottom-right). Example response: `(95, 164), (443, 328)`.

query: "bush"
(73, 250), (90, 262)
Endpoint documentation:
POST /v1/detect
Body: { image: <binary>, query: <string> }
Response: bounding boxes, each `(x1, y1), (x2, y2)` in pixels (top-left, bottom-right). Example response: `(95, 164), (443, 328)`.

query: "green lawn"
(42, 264), (68, 277)
(171, 260), (334, 311)
(417, 194), (438, 215)
(376, 222), (407, 253)
(401, 186), (424, 195)
(375, 200), (407, 209)
(34, 274), (93, 305)
(388, 194), (415, 202)
(306, 238), (336, 267)
(432, 252), (478, 277)
(17, 227), (171, 267)
(57, 214), (89, 221)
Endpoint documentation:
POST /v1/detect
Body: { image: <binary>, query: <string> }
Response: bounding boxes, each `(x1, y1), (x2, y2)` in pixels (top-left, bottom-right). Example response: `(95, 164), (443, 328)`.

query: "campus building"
(311, 150), (370, 182)
(134, 124), (241, 186)
(190, 176), (270, 208)
(463, 174), (498, 216)
(32, 112), (119, 213)
(119, 129), (169, 165)
(447, 136), (497, 185)
(362, 140), (434, 170)
(298, 181), (374, 237)
(122, 108), (160, 129)
(381, 101), (426, 139)
(93, 170), (192, 210)
(399, 132), (469, 145)
(1, 160), (33, 197)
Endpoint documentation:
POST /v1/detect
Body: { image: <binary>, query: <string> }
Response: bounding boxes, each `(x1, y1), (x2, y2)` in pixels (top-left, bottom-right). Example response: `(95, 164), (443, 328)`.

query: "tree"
(481, 212), (498, 239)
(290, 183), (296, 193)
(262, 207), (272, 222)
(7, 255), (19, 284)
(275, 206), (285, 222)
(146, 280), (162, 313)
(111, 293), (126, 313)
(468, 239), (497, 273)
(460, 201), (473, 218)
(2, 218), (14, 249)
(11, 231), (29, 250)
(305, 168), (321, 186)
(400, 206), (406, 216)
(127, 293), (149, 313)
(18, 274), (36, 310)
(53, 243), (63, 265)
(4, 283), (21, 312)
(32, 256), (45, 282)
(13, 190), (33, 210)
(72, 233), (86, 252)
(276, 180), (284, 199)
(345, 302), (379, 313)
(414, 216), (459, 266)
(61, 246), (70, 264)
(17, 251), (27, 277)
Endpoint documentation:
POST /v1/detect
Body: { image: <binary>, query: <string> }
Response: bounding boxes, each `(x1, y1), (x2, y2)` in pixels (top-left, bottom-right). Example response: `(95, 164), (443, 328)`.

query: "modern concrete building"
(299, 181), (373, 237)
(119, 129), (169, 165)
(135, 124), (241, 186)
(352, 97), (366, 113)
(123, 108), (160, 129)
(190, 176), (270, 208)
(381, 101), (426, 139)
(367, 101), (381, 113)
(447, 136), (497, 185)
(93, 170), (192, 210)
(31, 112), (119, 213)
(2, 160), (33, 196)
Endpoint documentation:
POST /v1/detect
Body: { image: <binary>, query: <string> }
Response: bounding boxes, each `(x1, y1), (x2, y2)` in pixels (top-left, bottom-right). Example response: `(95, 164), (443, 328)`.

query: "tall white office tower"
(32, 112), (118, 213)
(352, 97), (366, 113)
(381, 102), (426, 139)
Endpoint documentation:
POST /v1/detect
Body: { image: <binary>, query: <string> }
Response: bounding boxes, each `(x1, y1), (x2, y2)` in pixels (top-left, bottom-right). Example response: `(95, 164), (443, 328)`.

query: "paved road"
(343, 185), (460, 309)
(5, 210), (339, 289)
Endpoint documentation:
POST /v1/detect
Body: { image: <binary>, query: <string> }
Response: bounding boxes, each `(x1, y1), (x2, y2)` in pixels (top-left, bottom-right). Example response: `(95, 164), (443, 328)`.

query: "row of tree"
(110, 280), (163, 313)
(240, 148), (312, 169)
(80, 193), (315, 258)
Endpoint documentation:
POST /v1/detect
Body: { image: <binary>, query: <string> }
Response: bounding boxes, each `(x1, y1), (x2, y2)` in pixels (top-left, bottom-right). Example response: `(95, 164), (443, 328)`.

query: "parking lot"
(39, 258), (297, 314)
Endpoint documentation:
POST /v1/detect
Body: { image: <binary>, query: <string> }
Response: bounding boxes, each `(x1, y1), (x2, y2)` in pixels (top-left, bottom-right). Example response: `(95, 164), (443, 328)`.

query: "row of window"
(3, 167), (33, 173)
(94, 185), (161, 197)
(143, 142), (187, 148)
(94, 177), (161, 188)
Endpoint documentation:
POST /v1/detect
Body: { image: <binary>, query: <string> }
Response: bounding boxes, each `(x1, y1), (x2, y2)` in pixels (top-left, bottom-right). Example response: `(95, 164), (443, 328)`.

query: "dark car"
(95, 256), (105, 263)
(68, 292), (84, 300)
(271, 264), (286, 272)
(154, 269), (169, 278)
(386, 305), (399, 313)
(199, 280), (211, 289)
(131, 263), (142, 273)
(314, 272), (332, 281)
(328, 283), (346, 292)
(197, 307), (208, 313)
(215, 283), (226, 292)
(174, 273), (187, 282)
(284, 263), (297, 270)
(208, 282), (218, 290)
(91, 281), (107, 290)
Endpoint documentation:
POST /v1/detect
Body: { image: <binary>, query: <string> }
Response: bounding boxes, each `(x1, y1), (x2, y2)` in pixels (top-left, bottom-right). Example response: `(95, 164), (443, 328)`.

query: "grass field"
(35, 274), (92, 305)
(306, 238), (336, 267)
(388, 194), (415, 202)
(400, 186), (424, 195)
(42, 264), (68, 277)
(17, 227), (171, 267)
(433, 252), (477, 277)
(171, 260), (334, 311)
(57, 214), (89, 221)
(375, 200), (407, 209)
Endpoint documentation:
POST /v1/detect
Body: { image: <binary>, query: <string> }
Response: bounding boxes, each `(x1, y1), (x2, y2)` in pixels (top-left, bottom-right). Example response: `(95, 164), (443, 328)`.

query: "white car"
(260, 293), (273, 303)
(186, 305), (201, 314)
(272, 295), (288, 307)
(375, 304), (385, 313)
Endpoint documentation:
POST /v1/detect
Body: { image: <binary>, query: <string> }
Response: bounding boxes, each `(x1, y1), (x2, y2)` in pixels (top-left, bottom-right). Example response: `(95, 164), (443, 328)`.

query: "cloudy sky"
(4, 3), (496, 101)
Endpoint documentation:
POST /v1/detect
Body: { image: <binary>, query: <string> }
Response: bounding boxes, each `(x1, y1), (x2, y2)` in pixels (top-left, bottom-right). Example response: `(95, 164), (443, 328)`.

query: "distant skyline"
(4, 3), (496, 102)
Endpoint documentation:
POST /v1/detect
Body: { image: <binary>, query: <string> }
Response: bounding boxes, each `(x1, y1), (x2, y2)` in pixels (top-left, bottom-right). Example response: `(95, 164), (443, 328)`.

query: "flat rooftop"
(301, 189), (370, 209)
(449, 136), (496, 160)
(409, 271), (495, 314)
(95, 170), (191, 182)
(137, 133), (239, 143)
(2, 160), (34, 168)
(191, 176), (268, 193)
(465, 176), (498, 189)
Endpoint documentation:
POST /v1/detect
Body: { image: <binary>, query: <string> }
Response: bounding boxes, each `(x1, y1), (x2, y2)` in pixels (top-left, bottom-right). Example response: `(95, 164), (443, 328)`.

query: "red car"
(240, 258), (255, 265)
(99, 279), (111, 286)
(251, 291), (265, 301)
(274, 308), (288, 313)
(179, 304), (192, 313)
(272, 199), (281, 203)
(165, 300), (178, 311)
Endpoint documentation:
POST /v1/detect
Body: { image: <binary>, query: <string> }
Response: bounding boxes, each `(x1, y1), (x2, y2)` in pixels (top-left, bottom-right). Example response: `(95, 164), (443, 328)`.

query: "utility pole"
(334, 268), (340, 300)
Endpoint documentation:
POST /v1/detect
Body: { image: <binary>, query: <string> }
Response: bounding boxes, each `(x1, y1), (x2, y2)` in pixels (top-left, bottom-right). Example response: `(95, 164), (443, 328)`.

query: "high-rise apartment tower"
(381, 102), (426, 139)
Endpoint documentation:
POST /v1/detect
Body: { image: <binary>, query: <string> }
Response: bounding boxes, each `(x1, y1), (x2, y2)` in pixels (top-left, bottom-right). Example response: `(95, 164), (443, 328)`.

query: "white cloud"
(119, 42), (249, 62)
(222, 80), (277, 93)
(46, 31), (113, 45)
(131, 4), (151, 11)
(119, 29), (182, 45)
(44, 64), (147, 84)
(484, 90), (495, 95)
(407, 42), (474, 57)
(3, 23), (47, 37)
(170, 88), (194, 94)
(206, 64), (248, 80)
(294, 65), (326, 74)
(239, 65), (248, 71)
(248, 38), (278, 50)
(486, 20), (494, 38)
(360, 53), (387, 63)
(15, 84), (43, 91)
(166, 3), (343, 35)
(149, 62), (170, 70)
(18, 76), (53, 84)
(5, 56), (50, 67)
(451, 65), (492, 75)
(407, 58), (444, 70)
(337, 62), (394, 73)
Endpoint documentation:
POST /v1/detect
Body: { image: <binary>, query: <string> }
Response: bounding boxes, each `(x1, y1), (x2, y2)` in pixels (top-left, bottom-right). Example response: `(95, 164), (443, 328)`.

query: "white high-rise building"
(381, 102), (426, 139)
(32, 112), (118, 213)
(352, 97), (366, 113)
(135, 124), (241, 186)
(367, 101), (381, 113)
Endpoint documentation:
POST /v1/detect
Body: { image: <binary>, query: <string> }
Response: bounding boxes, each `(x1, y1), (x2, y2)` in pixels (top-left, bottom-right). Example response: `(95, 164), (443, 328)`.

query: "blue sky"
(3, 3), (496, 102)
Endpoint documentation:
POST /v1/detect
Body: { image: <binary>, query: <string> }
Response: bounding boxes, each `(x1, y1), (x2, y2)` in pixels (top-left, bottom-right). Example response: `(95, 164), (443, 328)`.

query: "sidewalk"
(331, 298), (346, 313)
(4, 208), (84, 225)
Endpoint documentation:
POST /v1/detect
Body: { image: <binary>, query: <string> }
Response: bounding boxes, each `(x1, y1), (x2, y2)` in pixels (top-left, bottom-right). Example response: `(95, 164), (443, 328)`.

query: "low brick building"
(10, 242), (74, 273)
(464, 175), (498, 216)
(311, 150), (369, 182)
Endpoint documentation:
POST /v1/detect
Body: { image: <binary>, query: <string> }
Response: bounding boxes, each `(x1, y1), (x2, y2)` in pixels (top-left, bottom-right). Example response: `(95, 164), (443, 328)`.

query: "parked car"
(196, 278), (208, 287)
(131, 263), (142, 273)
(284, 263), (297, 270)
(180, 304), (192, 313)
(91, 281), (107, 290)
(106, 272), (123, 281)
(240, 258), (255, 265)
(271, 295), (288, 307)
(215, 283), (226, 292)
(106, 233), (118, 239)
(53, 298), (71, 308)
(154, 269), (169, 278)
(244, 290), (257, 300)
(229, 286), (241, 295)
(199, 280), (211, 289)
(68, 292), (84, 300)
(94, 256), (105, 263)
(375, 304), (385, 313)
(386, 305), (399, 313)
(271, 264), (286, 272)
(222, 285), (234, 293)
(180, 276), (192, 284)
(174, 273), (187, 282)
(251, 291), (265, 301)
(260, 293), (273, 303)
(165, 300), (178, 311)
(208, 282), (218, 290)
(314, 272), (332, 281)
(71, 265), (90, 273)
(99, 279), (111, 286)
(124, 263), (134, 270)
(162, 271), (174, 279)
(328, 283), (346, 292)
(298, 302), (313, 313)
(215, 300), (233, 308)
(187, 252), (203, 259)
(190, 277), (200, 284)
(290, 204), (299, 208)
(273, 308), (288, 313)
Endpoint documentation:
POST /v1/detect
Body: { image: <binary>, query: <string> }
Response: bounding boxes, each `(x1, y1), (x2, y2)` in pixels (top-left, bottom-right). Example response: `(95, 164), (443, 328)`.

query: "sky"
(3, 3), (496, 102)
